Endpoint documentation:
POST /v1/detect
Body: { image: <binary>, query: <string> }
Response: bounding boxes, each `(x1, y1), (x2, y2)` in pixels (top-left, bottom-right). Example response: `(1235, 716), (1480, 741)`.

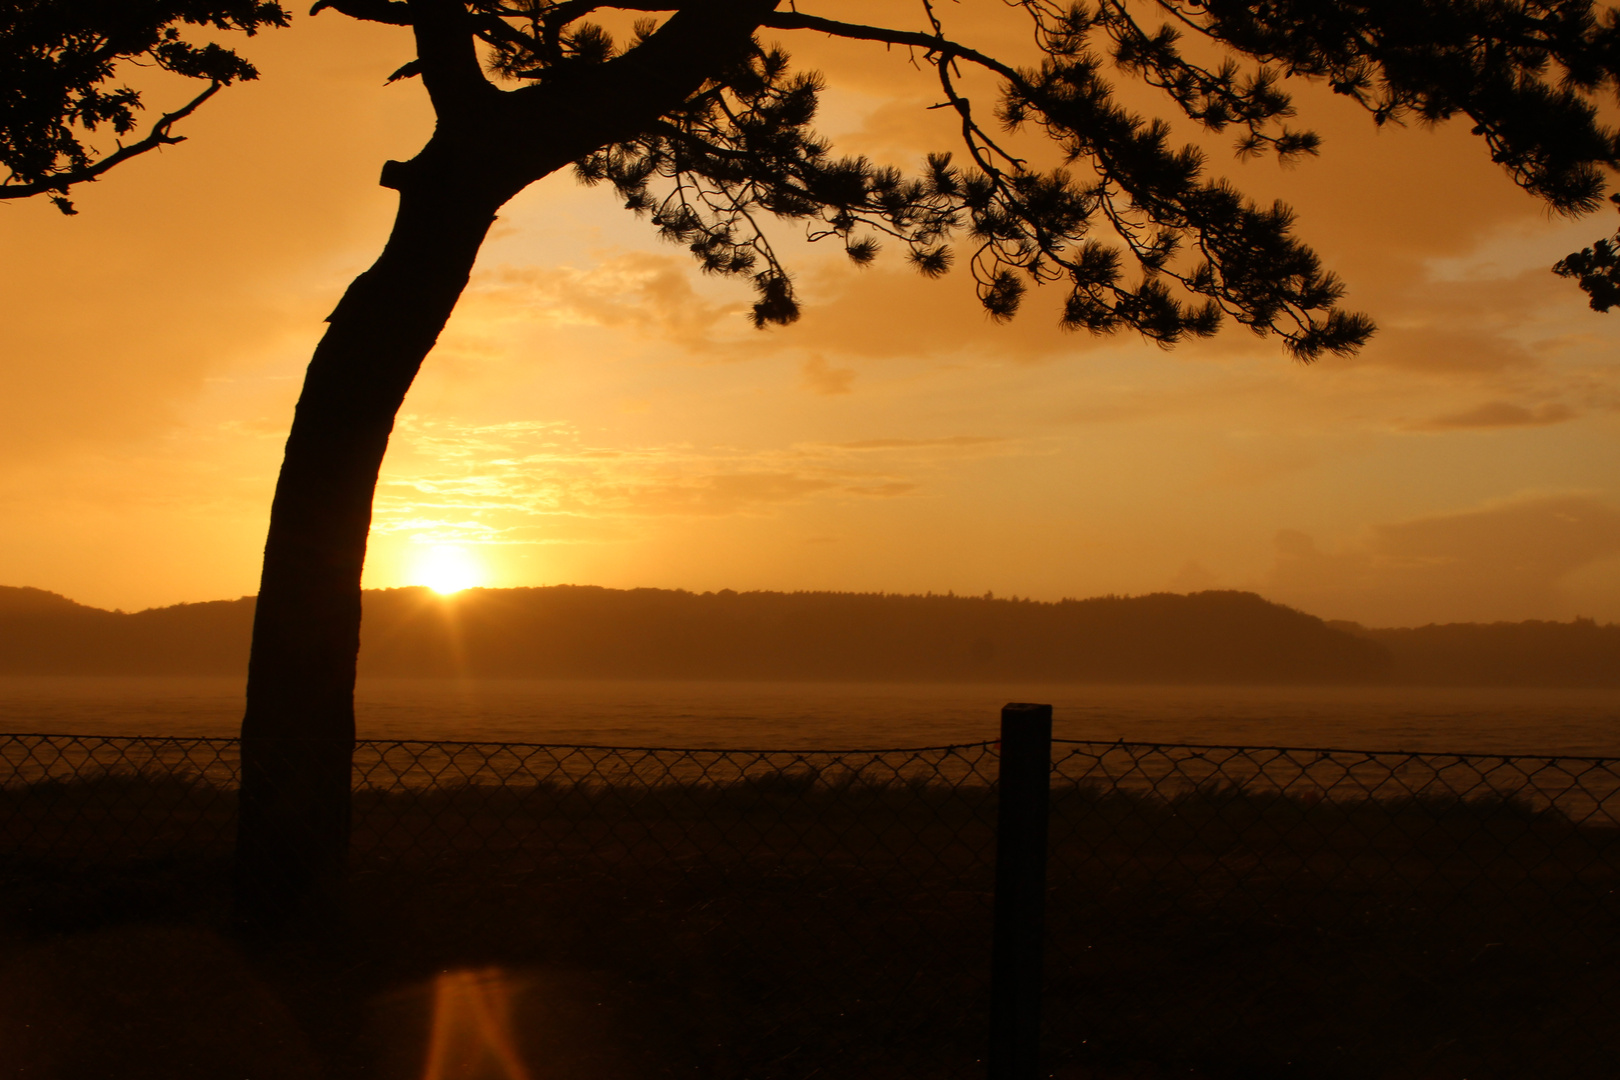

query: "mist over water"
(0, 676), (1617, 756)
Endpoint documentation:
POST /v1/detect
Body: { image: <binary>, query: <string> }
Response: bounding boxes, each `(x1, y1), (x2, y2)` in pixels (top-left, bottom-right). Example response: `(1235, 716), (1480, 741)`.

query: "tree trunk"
(230, 2), (777, 935)
(234, 173), (503, 933)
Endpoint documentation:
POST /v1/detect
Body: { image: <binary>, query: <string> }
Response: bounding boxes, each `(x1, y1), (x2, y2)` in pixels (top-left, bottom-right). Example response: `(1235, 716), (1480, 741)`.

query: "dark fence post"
(989, 702), (1053, 1080)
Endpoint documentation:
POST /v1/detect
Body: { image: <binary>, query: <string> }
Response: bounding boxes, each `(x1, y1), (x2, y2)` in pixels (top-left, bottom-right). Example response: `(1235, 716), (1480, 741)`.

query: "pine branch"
(761, 12), (1023, 83)
(310, 0), (413, 24)
(0, 81), (223, 214)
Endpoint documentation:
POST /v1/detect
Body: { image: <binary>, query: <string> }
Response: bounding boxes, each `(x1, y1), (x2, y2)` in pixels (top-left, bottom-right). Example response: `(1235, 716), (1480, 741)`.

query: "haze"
(4, 10), (1620, 627)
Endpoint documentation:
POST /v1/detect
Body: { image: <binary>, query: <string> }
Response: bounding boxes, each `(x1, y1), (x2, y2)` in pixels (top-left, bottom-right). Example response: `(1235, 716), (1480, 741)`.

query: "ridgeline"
(0, 584), (1615, 686)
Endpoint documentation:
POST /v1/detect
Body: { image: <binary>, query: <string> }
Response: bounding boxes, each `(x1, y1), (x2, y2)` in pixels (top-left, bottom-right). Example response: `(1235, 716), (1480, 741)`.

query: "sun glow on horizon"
(412, 545), (486, 595)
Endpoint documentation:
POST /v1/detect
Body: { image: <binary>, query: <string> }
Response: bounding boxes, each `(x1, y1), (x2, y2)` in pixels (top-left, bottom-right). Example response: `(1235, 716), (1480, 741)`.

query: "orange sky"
(4, 6), (1620, 627)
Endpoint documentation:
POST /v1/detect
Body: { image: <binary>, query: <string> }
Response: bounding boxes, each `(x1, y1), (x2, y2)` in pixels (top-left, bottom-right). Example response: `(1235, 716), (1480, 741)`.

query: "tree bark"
(234, 172), (503, 933)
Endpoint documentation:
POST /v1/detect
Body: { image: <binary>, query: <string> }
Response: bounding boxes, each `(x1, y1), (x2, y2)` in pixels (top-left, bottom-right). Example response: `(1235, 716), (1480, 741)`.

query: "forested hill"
(1344, 620), (1620, 688)
(0, 584), (1615, 686)
(354, 587), (1388, 684)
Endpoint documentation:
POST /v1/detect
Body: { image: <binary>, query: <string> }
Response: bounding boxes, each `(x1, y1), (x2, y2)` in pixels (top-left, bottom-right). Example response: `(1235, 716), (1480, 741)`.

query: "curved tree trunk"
(234, 174), (504, 932)
(230, 0), (777, 935)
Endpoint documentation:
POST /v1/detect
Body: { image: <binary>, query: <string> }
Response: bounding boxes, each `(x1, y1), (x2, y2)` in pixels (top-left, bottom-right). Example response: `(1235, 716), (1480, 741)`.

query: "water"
(0, 676), (1618, 756)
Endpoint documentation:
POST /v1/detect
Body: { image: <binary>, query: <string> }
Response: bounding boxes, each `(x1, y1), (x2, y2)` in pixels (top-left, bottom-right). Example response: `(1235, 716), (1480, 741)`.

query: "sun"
(413, 545), (485, 595)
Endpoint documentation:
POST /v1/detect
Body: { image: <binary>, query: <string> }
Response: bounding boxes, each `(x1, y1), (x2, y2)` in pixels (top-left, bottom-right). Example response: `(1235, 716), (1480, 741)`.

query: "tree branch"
(472, 12), (537, 53)
(0, 81), (223, 212)
(310, 0), (413, 25)
(760, 12), (1023, 84)
(501, 0), (777, 164)
(407, 0), (498, 115)
(525, 0), (676, 24)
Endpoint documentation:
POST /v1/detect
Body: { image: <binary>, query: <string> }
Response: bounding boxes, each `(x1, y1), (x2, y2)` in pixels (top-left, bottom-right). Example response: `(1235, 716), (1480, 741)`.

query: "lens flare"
(421, 968), (531, 1080)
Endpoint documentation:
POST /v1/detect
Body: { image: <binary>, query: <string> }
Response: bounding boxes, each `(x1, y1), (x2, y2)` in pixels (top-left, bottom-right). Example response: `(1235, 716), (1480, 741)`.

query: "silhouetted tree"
(1, 1), (289, 213)
(8, 0), (1620, 929)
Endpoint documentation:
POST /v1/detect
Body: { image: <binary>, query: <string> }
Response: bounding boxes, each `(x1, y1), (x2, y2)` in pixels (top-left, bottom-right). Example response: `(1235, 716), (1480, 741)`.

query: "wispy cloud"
(370, 418), (1009, 544)
(825, 435), (1009, 452)
(801, 355), (855, 395)
(432, 252), (753, 361)
(1408, 401), (1577, 430)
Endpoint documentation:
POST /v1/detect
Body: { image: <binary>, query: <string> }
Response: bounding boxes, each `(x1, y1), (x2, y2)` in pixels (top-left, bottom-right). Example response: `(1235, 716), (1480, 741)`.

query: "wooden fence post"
(988, 702), (1053, 1080)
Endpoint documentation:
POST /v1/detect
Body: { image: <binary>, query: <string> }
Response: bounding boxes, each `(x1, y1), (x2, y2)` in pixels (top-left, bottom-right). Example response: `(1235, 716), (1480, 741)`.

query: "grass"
(0, 768), (1616, 1079)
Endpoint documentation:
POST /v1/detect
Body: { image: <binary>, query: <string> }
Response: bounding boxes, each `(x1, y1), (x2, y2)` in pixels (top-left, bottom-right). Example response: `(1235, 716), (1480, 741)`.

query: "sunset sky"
(5, 5), (1620, 627)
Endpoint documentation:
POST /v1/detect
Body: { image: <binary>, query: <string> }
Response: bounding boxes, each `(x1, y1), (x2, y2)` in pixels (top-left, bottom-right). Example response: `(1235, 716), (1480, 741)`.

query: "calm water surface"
(0, 677), (1618, 756)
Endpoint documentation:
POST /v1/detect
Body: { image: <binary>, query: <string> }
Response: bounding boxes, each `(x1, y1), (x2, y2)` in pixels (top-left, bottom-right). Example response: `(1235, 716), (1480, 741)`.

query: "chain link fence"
(0, 729), (1616, 1078)
(1043, 740), (1620, 1078)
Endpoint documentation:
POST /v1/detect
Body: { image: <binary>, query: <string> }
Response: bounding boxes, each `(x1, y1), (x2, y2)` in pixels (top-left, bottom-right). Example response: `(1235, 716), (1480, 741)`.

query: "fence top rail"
(2, 730), (1617, 768)
(354, 739), (1001, 756)
(0, 732), (238, 746)
(1053, 736), (1620, 766)
(0, 731), (998, 757)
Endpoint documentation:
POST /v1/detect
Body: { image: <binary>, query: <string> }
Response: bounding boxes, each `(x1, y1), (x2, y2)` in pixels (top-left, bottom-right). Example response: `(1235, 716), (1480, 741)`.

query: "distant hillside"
(0, 586), (254, 675)
(0, 583), (1615, 685)
(1341, 619), (1620, 688)
(355, 587), (1387, 684)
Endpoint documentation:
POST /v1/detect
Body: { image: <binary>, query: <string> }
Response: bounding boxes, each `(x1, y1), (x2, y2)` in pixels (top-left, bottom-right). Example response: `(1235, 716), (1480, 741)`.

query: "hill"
(0, 586), (255, 676)
(1342, 619), (1620, 688)
(0, 583), (1615, 685)
(356, 586), (1388, 684)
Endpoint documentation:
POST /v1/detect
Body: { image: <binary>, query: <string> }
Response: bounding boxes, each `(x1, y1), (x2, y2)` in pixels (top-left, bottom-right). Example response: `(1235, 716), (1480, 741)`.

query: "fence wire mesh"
(0, 731), (1616, 1079)
(1045, 740), (1620, 1080)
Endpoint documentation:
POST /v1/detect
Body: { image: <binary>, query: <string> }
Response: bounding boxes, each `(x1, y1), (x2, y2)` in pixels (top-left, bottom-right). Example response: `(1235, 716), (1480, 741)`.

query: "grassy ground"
(0, 771), (1615, 1079)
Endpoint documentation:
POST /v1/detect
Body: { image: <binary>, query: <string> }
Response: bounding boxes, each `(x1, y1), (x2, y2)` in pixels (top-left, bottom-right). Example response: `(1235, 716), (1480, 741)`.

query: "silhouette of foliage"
(1174, 0), (1620, 315)
(1182, 0), (1620, 211)
(380, 1), (1379, 356)
(0, 0), (289, 213)
(13, 2), (1620, 344)
(311, 0), (1620, 355)
(1555, 194), (1620, 310)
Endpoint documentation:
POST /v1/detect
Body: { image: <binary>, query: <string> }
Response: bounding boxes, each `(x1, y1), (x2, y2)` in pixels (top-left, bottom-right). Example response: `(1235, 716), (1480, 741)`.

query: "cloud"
(1168, 560), (1221, 592)
(1359, 326), (1539, 373)
(801, 355), (855, 395)
(841, 481), (919, 497)
(783, 262), (1103, 364)
(1264, 495), (1620, 625)
(1374, 495), (1620, 572)
(828, 436), (1009, 451)
(822, 93), (960, 161)
(1324, 266), (1595, 376)
(447, 253), (748, 355)
(368, 417), (968, 543)
(441, 246), (1101, 371)
(1409, 401), (1577, 430)
(586, 472), (846, 516)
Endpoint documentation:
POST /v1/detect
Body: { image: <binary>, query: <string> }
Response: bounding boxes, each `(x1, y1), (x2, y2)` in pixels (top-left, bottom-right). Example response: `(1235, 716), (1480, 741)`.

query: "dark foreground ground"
(0, 769), (1616, 1079)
